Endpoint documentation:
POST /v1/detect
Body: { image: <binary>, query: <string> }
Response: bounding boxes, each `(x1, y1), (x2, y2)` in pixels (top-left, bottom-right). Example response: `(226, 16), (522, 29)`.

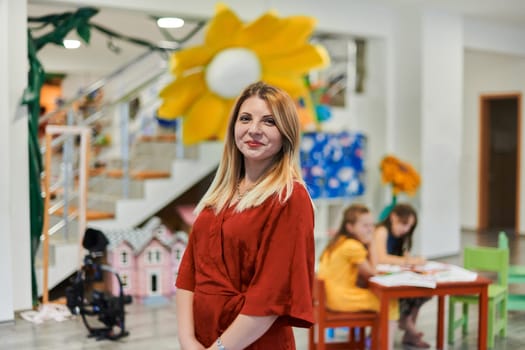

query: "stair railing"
(41, 124), (91, 304)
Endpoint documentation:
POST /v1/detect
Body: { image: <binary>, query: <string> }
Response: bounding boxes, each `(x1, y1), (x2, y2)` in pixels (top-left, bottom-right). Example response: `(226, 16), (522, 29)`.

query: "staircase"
(88, 140), (221, 231)
(35, 50), (222, 295)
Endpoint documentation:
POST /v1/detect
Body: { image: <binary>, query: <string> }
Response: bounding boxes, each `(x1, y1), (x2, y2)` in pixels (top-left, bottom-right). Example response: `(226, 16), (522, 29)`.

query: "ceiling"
(372, 0), (525, 26)
(28, 3), (206, 75)
(28, 1), (525, 76)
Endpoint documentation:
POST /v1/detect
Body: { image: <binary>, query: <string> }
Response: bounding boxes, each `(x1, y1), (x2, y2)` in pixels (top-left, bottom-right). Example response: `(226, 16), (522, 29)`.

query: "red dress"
(176, 184), (315, 349)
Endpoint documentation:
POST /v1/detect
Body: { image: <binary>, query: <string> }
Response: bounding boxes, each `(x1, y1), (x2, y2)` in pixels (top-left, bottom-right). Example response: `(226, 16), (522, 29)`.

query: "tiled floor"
(1, 230), (525, 349)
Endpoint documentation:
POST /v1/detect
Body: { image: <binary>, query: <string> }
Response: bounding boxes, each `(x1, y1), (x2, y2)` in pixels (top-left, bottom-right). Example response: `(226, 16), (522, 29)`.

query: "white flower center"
(205, 48), (261, 99)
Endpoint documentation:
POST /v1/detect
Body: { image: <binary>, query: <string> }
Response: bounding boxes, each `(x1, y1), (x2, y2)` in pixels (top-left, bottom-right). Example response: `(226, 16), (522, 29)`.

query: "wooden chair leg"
(356, 327), (365, 349)
(347, 327), (366, 350)
(488, 300), (495, 348)
(448, 299), (456, 344)
(462, 303), (469, 336)
(318, 325), (326, 350)
(500, 298), (508, 338)
(349, 327), (355, 347)
(370, 325), (377, 350)
(308, 326), (314, 350)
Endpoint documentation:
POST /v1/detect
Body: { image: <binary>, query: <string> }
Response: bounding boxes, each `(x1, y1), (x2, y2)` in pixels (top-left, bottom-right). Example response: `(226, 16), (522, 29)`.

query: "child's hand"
(407, 256), (426, 266)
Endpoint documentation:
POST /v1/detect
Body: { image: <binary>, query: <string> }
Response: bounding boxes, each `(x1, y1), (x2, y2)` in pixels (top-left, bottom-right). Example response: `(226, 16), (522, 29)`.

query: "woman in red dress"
(176, 81), (315, 350)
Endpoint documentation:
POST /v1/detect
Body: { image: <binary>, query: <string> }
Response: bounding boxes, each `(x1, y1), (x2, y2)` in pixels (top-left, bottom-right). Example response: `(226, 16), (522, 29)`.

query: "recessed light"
(157, 17), (184, 29)
(63, 39), (81, 49)
(158, 41), (180, 50)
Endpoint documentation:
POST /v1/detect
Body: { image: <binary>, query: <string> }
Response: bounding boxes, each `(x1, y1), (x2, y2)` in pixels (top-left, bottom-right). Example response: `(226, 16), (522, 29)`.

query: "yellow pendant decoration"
(157, 3), (329, 145)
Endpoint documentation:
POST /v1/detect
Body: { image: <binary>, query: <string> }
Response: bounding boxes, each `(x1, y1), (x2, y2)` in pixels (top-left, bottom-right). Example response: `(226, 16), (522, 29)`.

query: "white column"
(0, 0), (32, 321)
(391, 7), (422, 163)
(386, 7), (423, 247)
(419, 11), (463, 257)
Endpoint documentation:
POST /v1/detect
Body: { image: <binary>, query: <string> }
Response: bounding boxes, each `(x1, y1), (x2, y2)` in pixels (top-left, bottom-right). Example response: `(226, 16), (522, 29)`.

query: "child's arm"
(356, 258), (376, 288)
(357, 259), (377, 280)
(371, 226), (425, 265)
(365, 239), (378, 267)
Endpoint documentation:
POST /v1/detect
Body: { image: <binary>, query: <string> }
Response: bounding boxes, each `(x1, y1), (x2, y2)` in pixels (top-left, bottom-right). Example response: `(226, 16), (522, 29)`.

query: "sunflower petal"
(216, 99), (236, 140)
(183, 93), (227, 145)
(236, 11), (284, 46)
(263, 75), (308, 98)
(205, 4), (243, 50)
(170, 47), (213, 76)
(251, 16), (316, 56)
(158, 73), (205, 118)
(263, 44), (329, 75)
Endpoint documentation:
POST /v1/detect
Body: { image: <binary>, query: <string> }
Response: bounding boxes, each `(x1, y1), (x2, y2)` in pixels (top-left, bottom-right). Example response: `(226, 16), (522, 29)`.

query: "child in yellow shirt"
(318, 204), (398, 349)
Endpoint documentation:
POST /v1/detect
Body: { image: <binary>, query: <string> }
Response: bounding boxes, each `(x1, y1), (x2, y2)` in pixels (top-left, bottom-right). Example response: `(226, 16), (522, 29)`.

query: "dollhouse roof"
(104, 217), (173, 254)
(173, 230), (189, 244)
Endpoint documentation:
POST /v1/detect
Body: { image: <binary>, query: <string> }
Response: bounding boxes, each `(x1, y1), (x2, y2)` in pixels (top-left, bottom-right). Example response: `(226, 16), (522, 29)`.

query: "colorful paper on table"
(370, 271), (437, 288)
(371, 262), (478, 288)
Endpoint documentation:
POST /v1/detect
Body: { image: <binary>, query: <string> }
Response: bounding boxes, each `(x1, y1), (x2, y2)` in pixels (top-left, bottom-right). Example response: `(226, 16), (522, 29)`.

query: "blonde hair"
(196, 81), (305, 214)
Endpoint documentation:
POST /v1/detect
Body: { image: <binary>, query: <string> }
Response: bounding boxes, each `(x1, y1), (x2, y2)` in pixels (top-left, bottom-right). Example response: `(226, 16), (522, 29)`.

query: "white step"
(35, 240), (81, 296)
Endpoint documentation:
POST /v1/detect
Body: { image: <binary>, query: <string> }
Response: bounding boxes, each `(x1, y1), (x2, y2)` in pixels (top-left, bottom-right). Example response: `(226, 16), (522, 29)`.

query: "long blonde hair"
(196, 81), (305, 214)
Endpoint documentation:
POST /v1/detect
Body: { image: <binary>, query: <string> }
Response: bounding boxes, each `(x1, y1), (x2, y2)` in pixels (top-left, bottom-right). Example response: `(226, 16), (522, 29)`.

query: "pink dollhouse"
(104, 217), (188, 302)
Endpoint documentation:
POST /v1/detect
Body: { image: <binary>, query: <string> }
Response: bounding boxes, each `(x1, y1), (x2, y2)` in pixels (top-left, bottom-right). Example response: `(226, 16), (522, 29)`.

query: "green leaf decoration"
(76, 23), (91, 43)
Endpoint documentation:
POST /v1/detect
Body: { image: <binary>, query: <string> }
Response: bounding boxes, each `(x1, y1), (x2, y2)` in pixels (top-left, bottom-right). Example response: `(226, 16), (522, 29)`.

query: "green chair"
(498, 231), (525, 311)
(447, 244), (508, 348)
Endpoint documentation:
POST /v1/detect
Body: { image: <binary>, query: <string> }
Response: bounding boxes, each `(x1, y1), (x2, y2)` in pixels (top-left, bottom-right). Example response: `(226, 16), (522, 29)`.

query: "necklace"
(236, 179), (259, 200)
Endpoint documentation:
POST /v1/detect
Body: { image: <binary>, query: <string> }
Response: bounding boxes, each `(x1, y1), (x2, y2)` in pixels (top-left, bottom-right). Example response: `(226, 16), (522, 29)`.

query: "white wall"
(0, 0), (32, 321)
(390, 6), (422, 165)
(419, 11), (463, 257)
(462, 50), (525, 232)
(464, 18), (525, 58)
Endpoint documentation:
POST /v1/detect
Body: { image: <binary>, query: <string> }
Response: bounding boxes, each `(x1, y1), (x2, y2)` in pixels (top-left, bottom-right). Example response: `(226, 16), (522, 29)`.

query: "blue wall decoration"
(300, 131), (366, 199)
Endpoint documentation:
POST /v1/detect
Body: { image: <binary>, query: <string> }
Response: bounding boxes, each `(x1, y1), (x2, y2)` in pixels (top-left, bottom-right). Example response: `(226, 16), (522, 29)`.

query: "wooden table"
(368, 276), (491, 350)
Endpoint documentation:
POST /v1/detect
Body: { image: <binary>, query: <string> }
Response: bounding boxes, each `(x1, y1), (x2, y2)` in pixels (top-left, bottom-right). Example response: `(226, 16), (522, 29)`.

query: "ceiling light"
(63, 39), (81, 49)
(158, 41), (180, 50)
(157, 17), (184, 28)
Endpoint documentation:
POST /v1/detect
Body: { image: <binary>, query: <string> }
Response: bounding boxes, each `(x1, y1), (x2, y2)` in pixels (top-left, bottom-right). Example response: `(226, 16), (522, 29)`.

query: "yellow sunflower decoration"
(380, 155), (421, 196)
(157, 3), (329, 144)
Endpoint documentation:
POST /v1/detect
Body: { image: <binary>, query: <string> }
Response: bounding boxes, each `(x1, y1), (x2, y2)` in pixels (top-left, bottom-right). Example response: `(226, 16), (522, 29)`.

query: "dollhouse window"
(121, 273), (130, 289)
(147, 249), (162, 264)
(120, 251), (129, 266)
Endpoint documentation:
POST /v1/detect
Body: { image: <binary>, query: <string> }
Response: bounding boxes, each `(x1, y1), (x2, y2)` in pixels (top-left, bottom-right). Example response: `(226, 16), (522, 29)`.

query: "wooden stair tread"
(105, 169), (171, 180)
(89, 167), (171, 180)
(89, 167), (106, 176)
(139, 134), (176, 142)
(53, 206), (115, 220)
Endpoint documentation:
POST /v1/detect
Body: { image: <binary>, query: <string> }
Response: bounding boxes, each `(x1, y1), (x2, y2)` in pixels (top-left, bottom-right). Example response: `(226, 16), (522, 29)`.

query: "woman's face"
(234, 96), (283, 167)
(390, 213), (415, 237)
(348, 212), (375, 245)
